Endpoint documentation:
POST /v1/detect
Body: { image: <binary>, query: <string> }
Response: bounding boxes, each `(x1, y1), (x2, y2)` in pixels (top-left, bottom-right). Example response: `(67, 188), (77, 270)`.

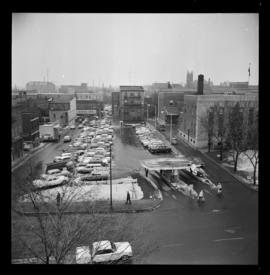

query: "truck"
(39, 123), (60, 142)
(76, 240), (132, 264)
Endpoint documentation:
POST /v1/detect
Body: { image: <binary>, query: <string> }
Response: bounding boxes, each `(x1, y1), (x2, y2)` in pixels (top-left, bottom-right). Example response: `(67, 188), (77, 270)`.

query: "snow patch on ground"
(227, 150), (258, 174)
(21, 180), (144, 202)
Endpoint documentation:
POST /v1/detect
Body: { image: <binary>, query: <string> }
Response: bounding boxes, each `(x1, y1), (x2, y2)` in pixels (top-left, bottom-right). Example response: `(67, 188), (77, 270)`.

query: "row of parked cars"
(135, 126), (172, 154)
(32, 118), (115, 188)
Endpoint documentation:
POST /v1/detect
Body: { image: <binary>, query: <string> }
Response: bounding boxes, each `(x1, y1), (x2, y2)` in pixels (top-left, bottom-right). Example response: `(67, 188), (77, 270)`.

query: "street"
(12, 120), (258, 264)
(133, 123), (258, 264)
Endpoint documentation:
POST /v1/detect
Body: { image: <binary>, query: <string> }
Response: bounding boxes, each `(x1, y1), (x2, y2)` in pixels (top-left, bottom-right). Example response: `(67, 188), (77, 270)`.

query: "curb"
(201, 151), (258, 192)
(148, 121), (258, 193)
(139, 171), (163, 201)
(14, 200), (162, 216)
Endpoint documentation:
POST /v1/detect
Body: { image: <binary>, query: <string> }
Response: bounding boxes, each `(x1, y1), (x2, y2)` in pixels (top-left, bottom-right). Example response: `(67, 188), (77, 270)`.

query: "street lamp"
(170, 113), (172, 144)
(147, 104), (150, 125)
(162, 109), (172, 143)
(154, 105), (157, 129)
(110, 143), (113, 211)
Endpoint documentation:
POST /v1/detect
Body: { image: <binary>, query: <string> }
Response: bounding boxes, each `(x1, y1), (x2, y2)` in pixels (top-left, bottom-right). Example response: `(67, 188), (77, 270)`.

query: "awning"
(141, 158), (191, 171)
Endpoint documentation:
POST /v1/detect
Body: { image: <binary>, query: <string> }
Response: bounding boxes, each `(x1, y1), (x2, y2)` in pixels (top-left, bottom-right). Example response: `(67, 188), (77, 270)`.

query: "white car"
(76, 240), (132, 264)
(33, 175), (68, 188)
(63, 136), (71, 142)
(70, 125), (76, 130)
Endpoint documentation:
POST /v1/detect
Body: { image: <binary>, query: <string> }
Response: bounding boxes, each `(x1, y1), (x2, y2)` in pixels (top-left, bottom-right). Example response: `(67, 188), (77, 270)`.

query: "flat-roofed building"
(178, 93), (258, 149)
(49, 96), (76, 127)
(120, 86), (144, 123)
(112, 92), (120, 118)
(76, 92), (104, 118)
(26, 81), (56, 93)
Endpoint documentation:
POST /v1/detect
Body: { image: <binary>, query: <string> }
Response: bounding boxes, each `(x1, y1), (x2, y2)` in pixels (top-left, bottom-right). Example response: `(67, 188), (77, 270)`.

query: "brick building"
(178, 93), (258, 149)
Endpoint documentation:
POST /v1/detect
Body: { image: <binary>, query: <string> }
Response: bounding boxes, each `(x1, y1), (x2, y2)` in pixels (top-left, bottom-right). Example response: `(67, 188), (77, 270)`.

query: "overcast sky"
(12, 13), (259, 88)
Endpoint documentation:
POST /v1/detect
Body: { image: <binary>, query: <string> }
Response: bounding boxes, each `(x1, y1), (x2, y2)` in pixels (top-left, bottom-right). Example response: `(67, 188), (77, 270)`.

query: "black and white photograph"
(11, 13), (259, 265)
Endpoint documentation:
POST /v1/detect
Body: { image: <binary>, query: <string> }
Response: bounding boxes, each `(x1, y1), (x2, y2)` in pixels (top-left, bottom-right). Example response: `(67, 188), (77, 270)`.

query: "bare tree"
(226, 102), (248, 172)
(12, 167), (157, 264)
(199, 108), (215, 153)
(243, 115), (258, 185)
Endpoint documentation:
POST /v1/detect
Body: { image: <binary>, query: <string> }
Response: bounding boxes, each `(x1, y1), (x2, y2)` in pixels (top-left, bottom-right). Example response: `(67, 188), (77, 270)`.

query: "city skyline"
(12, 13), (259, 88)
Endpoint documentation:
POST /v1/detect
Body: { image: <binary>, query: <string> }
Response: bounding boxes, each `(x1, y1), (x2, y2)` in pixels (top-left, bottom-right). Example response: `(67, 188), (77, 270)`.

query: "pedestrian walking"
(56, 192), (61, 208)
(126, 191), (131, 205)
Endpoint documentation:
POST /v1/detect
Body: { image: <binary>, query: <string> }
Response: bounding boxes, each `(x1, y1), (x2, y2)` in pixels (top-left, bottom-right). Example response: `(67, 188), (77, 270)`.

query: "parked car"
(33, 175), (68, 188)
(70, 125), (76, 130)
(63, 136), (71, 142)
(76, 240), (132, 264)
(171, 137), (178, 145)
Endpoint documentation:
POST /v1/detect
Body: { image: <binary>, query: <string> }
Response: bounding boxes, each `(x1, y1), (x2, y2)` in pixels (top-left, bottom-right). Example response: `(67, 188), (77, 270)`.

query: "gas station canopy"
(141, 158), (191, 171)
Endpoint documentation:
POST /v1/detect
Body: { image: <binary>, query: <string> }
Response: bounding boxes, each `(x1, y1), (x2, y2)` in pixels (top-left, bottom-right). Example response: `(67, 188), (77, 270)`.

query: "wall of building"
(26, 81), (56, 93)
(120, 87), (145, 122)
(68, 97), (77, 124)
(49, 110), (68, 127)
(112, 92), (120, 117)
(179, 94), (259, 149)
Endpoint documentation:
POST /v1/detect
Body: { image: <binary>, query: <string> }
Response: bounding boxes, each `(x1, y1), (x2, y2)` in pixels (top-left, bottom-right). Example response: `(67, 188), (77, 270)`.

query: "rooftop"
(141, 157), (191, 171)
(120, 86), (144, 91)
(164, 106), (179, 115)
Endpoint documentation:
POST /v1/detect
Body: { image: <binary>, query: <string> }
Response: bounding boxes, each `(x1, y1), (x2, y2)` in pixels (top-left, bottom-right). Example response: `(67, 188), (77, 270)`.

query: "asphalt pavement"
(12, 119), (258, 264)
(132, 122), (258, 264)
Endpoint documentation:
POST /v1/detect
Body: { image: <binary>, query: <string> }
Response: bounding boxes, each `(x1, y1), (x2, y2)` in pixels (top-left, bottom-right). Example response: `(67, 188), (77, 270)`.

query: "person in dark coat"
(56, 192), (61, 208)
(126, 191), (131, 205)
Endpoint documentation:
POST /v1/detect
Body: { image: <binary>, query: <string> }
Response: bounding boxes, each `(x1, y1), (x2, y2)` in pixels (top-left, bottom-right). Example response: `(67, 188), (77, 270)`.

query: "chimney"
(197, 74), (204, 95)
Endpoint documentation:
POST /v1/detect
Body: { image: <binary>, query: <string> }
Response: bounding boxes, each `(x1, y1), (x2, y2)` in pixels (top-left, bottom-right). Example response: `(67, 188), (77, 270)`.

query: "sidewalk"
(12, 142), (50, 172)
(147, 120), (258, 193)
(15, 198), (162, 216)
(201, 151), (258, 192)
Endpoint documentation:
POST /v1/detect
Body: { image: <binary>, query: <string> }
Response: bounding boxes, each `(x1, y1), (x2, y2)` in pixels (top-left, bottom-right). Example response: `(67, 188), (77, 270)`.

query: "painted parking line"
(162, 243), (184, 248)
(212, 237), (244, 242)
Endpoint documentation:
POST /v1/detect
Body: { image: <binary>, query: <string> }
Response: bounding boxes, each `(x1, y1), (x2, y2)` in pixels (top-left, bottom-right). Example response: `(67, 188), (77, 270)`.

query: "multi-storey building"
(112, 91), (120, 118)
(59, 83), (90, 94)
(178, 93), (258, 149)
(76, 92), (104, 118)
(49, 97), (76, 127)
(120, 86), (144, 123)
(26, 81), (56, 93)
(158, 89), (196, 125)
(21, 112), (40, 144)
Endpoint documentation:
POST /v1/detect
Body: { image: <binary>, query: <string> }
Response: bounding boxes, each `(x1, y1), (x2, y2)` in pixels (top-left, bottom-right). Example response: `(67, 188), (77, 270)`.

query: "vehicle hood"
(114, 242), (132, 255)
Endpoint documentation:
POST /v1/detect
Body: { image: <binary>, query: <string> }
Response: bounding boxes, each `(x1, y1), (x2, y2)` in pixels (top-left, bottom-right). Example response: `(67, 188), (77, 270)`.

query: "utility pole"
(110, 143), (113, 211)
(170, 114), (172, 144)
(146, 104), (149, 125)
(155, 105), (157, 129)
